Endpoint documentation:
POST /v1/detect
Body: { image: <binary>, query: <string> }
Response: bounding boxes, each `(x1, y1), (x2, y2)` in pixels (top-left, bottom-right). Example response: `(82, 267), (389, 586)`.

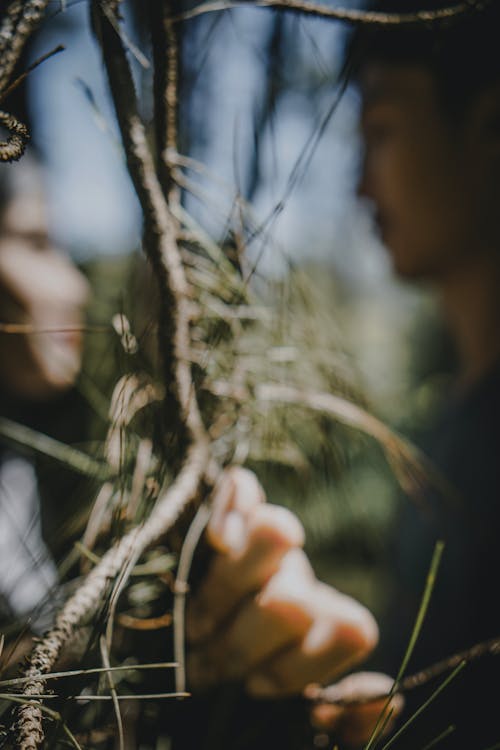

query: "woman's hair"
(347, 1), (500, 117)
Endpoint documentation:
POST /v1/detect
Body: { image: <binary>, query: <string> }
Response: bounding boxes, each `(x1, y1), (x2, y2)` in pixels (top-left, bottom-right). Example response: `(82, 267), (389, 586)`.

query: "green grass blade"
(364, 541), (445, 750)
(420, 725), (455, 750)
(380, 661), (466, 750)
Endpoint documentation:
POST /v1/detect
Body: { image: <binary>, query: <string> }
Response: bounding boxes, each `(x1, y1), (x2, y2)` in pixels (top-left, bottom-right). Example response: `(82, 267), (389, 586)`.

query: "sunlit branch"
(173, 0), (487, 27)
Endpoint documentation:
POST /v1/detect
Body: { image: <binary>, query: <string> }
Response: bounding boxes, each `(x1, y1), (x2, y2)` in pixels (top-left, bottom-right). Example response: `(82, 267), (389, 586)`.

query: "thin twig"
(99, 635), (124, 750)
(173, 0), (487, 27)
(309, 632), (500, 708)
(0, 1), (52, 162)
(173, 502), (211, 693)
(0, 44), (65, 103)
(206, 380), (455, 504)
(15, 439), (208, 749)
(0, 1), (50, 90)
(0, 662), (177, 689)
(93, 0), (207, 461)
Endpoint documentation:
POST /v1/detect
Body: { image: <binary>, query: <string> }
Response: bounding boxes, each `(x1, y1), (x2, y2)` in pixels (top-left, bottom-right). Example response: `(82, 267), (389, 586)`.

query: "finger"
(207, 467), (265, 553)
(187, 503), (304, 642)
(188, 549), (314, 688)
(246, 586), (378, 697)
(309, 673), (403, 746)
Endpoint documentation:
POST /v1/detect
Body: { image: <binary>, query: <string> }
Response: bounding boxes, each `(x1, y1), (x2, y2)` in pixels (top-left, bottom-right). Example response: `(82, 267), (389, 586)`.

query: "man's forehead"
(359, 63), (435, 108)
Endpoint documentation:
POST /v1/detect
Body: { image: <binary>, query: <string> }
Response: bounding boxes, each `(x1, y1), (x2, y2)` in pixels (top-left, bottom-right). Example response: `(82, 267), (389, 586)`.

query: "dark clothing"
(170, 689), (312, 750)
(171, 367), (500, 750)
(380, 364), (500, 749)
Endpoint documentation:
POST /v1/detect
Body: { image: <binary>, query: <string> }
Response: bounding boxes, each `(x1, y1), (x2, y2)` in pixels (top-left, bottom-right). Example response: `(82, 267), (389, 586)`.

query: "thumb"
(207, 467), (266, 553)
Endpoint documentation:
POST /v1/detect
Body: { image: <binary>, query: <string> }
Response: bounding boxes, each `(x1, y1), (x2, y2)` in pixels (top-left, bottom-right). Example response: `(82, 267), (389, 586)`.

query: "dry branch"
(15, 439), (208, 749)
(0, 1), (50, 161)
(307, 633), (494, 707)
(174, 0), (487, 27)
(14, 2), (215, 746)
(92, 0), (207, 462)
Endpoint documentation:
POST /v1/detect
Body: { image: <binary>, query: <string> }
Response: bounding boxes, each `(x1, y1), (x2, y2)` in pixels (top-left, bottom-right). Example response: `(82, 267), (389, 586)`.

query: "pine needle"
(420, 726), (455, 750)
(379, 661), (466, 750)
(364, 541), (444, 750)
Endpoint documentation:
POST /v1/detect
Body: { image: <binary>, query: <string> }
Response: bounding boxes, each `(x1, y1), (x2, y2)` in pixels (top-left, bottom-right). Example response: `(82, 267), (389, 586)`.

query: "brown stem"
(0, 1), (51, 162)
(173, 0), (487, 27)
(0, 1), (49, 91)
(93, 0), (206, 464)
(15, 440), (209, 749)
(309, 634), (500, 708)
(15, 3), (214, 746)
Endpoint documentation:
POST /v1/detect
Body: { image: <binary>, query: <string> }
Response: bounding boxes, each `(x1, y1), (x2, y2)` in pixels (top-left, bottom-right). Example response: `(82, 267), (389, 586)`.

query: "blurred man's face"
(358, 63), (498, 281)
(0, 191), (90, 400)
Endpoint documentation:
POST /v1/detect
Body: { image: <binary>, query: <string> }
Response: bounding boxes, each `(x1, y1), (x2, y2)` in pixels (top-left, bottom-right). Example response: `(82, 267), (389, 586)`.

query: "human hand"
(307, 672), (403, 747)
(187, 467), (379, 698)
(186, 468), (402, 744)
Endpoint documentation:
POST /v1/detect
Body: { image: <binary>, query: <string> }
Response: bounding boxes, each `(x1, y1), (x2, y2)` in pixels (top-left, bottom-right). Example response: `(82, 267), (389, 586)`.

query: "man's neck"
(438, 253), (500, 389)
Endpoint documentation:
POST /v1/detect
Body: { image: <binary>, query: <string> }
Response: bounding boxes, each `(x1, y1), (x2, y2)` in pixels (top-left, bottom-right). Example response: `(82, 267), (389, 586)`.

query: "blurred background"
(5, 0), (456, 621)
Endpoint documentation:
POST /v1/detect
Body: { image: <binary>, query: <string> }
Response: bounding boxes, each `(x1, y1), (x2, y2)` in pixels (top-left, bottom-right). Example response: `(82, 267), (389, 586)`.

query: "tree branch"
(0, 1), (50, 161)
(173, 0), (487, 27)
(15, 439), (209, 749)
(92, 0), (207, 463)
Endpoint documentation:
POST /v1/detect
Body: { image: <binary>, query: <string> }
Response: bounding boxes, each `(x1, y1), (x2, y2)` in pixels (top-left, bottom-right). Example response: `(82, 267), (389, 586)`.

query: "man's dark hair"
(348, 1), (500, 116)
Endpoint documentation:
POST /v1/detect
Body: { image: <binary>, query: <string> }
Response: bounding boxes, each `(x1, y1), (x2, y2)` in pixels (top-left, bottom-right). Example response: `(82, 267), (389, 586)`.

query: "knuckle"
(249, 504), (305, 548)
(227, 466), (265, 498)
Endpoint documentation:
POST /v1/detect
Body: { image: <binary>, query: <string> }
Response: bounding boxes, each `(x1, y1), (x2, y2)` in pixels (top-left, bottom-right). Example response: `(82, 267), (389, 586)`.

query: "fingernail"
(222, 509), (247, 554)
(208, 473), (236, 542)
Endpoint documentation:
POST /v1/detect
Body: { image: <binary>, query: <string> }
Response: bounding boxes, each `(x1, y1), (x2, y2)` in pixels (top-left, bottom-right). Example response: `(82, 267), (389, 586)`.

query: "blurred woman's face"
(358, 63), (500, 282)
(0, 191), (90, 400)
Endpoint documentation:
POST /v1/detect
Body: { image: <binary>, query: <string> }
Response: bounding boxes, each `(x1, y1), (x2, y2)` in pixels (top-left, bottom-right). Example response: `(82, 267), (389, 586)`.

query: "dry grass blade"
(99, 635), (124, 750)
(0, 416), (112, 480)
(173, 502), (211, 693)
(251, 383), (453, 502)
(0, 663), (177, 689)
(15, 438), (208, 748)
